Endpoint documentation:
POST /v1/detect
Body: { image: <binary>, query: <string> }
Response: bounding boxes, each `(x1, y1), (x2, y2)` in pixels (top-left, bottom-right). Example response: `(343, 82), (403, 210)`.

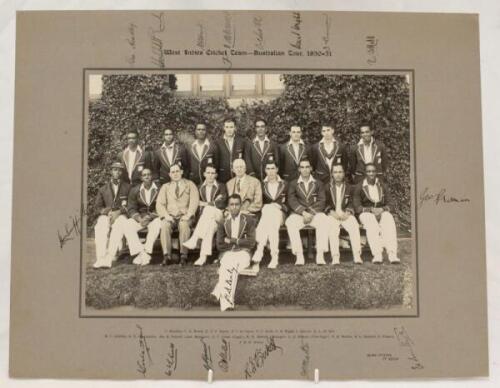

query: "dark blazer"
(247, 137), (280, 181)
(349, 139), (387, 182)
(152, 142), (189, 185)
(216, 136), (252, 183)
(118, 146), (154, 186)
(198, 181), (228, 210)
(353, 179), (393, 214)
(127, 183), (160, 220)
(311, 140), (349, 183)
(95, 181), (130, 216)
(262, 179), (288, 213)
(287, 177), (326, 215)
(187, 139), (219, 185)
(279, 141), (310, 182)
(216, 213), (256, 252)
(325, 182), (355, 214)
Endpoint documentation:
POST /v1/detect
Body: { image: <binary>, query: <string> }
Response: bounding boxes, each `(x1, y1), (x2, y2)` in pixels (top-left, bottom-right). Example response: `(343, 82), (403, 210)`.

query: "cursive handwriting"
(253, 15), (265, 50)
(244, 336), (283, 379)
(218, 338), (231, 372)
(366, 35), (378, 65)
(149, 12), (166, 68)
(394, 326), (424, 370)
(57, 215), (81, 249)
(200, 337), (213, 371)
(126, 23), (137, 65)
(322, 13), (331, 51)
(418, 187), (470, 209)
(300, 340), (310, 377)
(136, 325), (153, 377)
(196, 22), (206, 49)
(222, 12), (235, 68)
(222, 265), (239, 307)
(290, 12), (302, 50)
(164, 342), (178, 376)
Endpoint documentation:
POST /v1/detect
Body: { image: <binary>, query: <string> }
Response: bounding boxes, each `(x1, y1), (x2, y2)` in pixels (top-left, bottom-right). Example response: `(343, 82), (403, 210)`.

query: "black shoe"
(161, 254), (171, 266)
(180, 254), (188, 266)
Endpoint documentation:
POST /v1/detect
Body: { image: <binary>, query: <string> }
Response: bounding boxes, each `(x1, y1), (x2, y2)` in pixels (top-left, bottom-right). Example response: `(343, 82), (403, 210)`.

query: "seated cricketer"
(156, 162), (200, 266)
(183, 164), (228, 266)
(353, 163), (400, 264)
(211, 194), (256, 311)
(285, 158), (330, 265)
(226, 158), (262, 217)
(120, 168), (162, 266)
(251, 157), (288, 269)
(93, 162), (130, 268)
(325, 163), (363, 265)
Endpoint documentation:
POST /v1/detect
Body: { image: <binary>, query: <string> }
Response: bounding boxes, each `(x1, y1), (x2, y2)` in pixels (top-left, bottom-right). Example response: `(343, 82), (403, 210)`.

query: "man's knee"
(178, 220), (191, 232)
(380, 211), (395, 223)
(161, 220), (172, 232)
(95, 215), (109, 230)
(360, 212), (377, 226)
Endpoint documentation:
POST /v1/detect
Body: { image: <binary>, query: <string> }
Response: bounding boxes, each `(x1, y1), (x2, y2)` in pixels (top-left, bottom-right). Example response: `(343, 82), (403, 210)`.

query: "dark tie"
(175, 182), (180, 198)
(235, 179), (241, 194)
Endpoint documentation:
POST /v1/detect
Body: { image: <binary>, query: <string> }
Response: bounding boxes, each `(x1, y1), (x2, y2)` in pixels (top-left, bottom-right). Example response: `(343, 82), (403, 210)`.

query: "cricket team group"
(91, 118), (401, 310)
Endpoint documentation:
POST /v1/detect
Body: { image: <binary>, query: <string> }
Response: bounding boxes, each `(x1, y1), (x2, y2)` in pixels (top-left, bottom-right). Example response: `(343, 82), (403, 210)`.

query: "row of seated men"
(117, 118), (387, 188)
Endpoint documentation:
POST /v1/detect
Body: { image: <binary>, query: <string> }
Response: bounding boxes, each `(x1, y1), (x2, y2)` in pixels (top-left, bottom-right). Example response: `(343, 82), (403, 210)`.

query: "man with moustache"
(247, 118), (280, 181)
(350, 123), (388, 183)
(187, 122), (219, 185)
(311, 124), (349, 184)
(183, 164), (228, 266)
(226, 158), (262, 218)
(279, 125), (310, 182)
(118, 129), (154, 187)
(152, 127), (189, 185)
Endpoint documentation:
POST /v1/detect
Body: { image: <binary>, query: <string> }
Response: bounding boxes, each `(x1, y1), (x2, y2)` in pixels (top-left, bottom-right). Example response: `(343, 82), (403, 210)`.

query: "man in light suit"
(92, 162), (130, 268)
(285, 158), (330, 265)
(226, 159), (262, 217)
(311, 124), (349, 184)
(156, 162), (200, 266)
(247, 118), (280, 181)
(187, 123), (219, 185)
(350, 123), (388, 183)
(183, 164), (228, 266)
(251, 157), (288, 269)
(325, 163), (363, 265)
(216, 118), (252, 183)
(353, 163), (400, 264)
(152, 128), (189, 185)
(211, 194), (257, 311)
(118, 129), (154, 186)
(279, 125), (310, 182)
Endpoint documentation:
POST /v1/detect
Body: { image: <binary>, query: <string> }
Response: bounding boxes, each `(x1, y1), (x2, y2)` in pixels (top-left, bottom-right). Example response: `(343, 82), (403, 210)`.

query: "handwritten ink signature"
(164, 342), (178, 376)
(126, 23), (137, 65)
(57, 215), (81, 249)
(222, 265), (239, 307)
(418, 187), (470, 209)
(366, 35), (378, 65)
(149, 12), (166, 68)
(300, 340), (310, 377)
(196, 22), (206, 49)
(244, 336), (283, 379)
(136, 325), (153, 377)
(394, 326), (424, 370)
(218, 338), (231, 372)
(322, 13), (331, 51)
(253, 15), (264, 50)
(290, 12), (302, 50)
(200, 337), (213, 371)
(222, 12), (235, 68)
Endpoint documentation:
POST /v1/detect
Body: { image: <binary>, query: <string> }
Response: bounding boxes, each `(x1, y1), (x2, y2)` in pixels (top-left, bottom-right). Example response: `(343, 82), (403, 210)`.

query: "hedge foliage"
(87, 74), (411, 228)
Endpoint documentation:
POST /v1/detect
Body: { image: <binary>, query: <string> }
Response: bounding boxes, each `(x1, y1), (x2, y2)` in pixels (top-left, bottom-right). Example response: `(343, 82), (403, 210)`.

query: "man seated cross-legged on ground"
(156, 162), (200, 266)
(325, 163), (363, 265)
(183, 164), (228, 266)
(285, 158), (330, 266)
(353, 163), (400, 264)
(211, 194), (256, 312)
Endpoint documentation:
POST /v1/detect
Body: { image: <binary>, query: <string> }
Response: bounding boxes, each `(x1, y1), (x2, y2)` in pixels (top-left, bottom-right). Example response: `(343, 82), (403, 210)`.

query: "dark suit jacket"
(311, 140), (349, 183)
(95, 181), (130, 216)
(152, 142), (189, 185)
(279, 141), (310, 182)
(325, 182), (355, 214)
(353, 179), (393, 214)
(247, 138), (280, 181)
(127, 183), (160, 220)
(216, 213), (256, 252)
(287, 177), (326, 215)
(216, 136), (252, 183)
(187, 139), (219, 185)
(262, 179), (288, 213)
(349, 139), (387, 181)
(198, 181), (228, 210)
(118, 146), (154, 186)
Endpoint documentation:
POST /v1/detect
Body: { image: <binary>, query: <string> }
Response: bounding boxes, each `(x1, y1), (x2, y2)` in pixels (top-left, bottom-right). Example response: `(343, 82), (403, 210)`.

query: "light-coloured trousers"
(359, 211), (398, 256)
(121, 217), (162, 256)
(212, 250), (251, 311)
(255, 204), (284, 255)
(191, 206), (223, 256)
(327, 214), (361, 257)
(160, 217), (193, 255)
(94, 214), (126, 262)
(285, 213), (330, 255)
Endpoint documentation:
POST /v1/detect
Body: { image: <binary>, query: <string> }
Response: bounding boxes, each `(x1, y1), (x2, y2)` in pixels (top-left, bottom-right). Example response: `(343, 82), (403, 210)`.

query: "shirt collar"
(194, 138), (210, 147)
(140, 182), (158, 192)
(161, 142), (176, 149)
(202, 180), (218, 188)
(254, 135), (270, 143)
(231, 213), (241, 222)
(263, 175), (282, 183)
(127, 145), (142, 153)
(288, 139), (305, 146)
(363, 177), (379, 186)
(298, 175), (315, 185)
(319, 137), (337, 144)
(224, 134), (235, 141)
(358, 137), (374, 146)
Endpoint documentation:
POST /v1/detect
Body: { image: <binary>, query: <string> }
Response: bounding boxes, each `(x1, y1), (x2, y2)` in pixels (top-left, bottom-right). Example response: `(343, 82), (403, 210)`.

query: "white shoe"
(252, 248), (264, 263)
(331, 254), (340, 266)
(194, 255), (207, 266)
(268, 255), (279, 269)
(183, 237), (198, 250)
(388, 254), (401, 264)
(295, 253), (305, 266)
(316, 252), (326, 265)
(372, 254), (383, 264)
(93, 258), (104, 268)
(140, 252), (152, 266)
(354, 255), (363, 264)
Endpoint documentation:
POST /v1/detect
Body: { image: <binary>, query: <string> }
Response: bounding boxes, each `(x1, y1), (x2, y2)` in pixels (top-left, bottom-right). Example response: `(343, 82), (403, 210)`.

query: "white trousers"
(212, 250), (251, 311)
(121, 217), (162, 256)
(359, 212), (398, 256)
(94, 214), (126, 262)
(255, 204), (284, 255)
(327, 215), (361, 257)
(285, 213), (330, 255)
(191, 206), (222, 256)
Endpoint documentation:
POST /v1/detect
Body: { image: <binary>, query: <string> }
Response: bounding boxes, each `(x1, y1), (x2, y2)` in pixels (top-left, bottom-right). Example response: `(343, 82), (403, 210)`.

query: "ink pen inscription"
(419, 187), (470, 209)
(222, 12), (235, 68)
(322, 13), (331, 51)
(394, 326), (424, 370)
(300, 340), (310, 377)
(222, 265), (239, 306)
(126, 23), (137, 65)
(244, 336), (283, 379)
(196, 22), (206, 49)
(136, 325), (153, 377)
(57, 215), (81, 249)
(218, 338), (231, 372)
(200, 337), (213, 371)
(253, 15), (265, 50)
(290, 12), (302, 50)
(164, 342), (178, 376)
(149, 12), (166, 68)
(366, 35), (378, 65)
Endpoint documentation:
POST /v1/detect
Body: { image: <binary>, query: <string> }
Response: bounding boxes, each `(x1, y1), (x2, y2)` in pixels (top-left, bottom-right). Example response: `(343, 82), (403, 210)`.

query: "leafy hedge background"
(87, 74), (411, 230)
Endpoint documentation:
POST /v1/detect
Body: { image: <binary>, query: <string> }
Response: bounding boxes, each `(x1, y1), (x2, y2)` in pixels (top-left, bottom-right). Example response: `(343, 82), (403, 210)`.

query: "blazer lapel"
(224, 218), (231, 238)
(161, 147), (170, 167)
(275, 181), (285, 200)
(287, 143), (298, 165)
(306, 181), (315, 201)
(253, 140), (263, 158)
(122, 148), (130, 171)
(200, 142), (210, 161)
(171, 143), (179, 165)
(200, 184), (207, 202)
(150, 185), (158, 204)
(372, 143), (378, 164)
(329, 184), (336, 207)
(358, 143), (366, 164)
(131, 148), (142, 172)
(298, 181), (308, 199)
(261, 140), (270, 159)
(298, 143), (305, 161)
(191, 142), (201, 162)
(238, 215), (247, 238)
(139, 186), (147, 206)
